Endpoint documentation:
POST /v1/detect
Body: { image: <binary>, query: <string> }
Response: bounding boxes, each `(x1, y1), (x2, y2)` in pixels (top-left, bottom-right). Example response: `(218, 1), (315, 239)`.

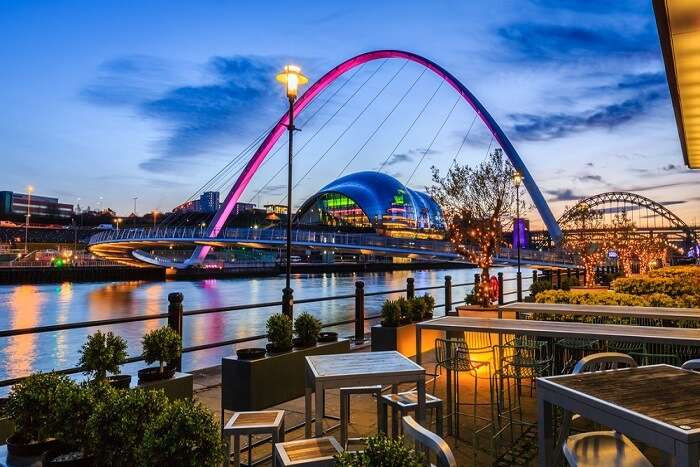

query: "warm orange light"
(513, 172), (523, 187)
(276, 64), (308, 99)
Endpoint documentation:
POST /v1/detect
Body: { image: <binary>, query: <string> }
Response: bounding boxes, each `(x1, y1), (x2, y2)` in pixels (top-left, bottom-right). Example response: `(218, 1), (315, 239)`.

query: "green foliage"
(533, 289), (690, 307)
(140, 399), (225, 467)
(87, 387), (169, 466)
(381, 299), (402, 326)
(294, 312), (322, 345)
(648, 265), (700, 282)
(49, 381), (98, 452)
(415, 294), (435, 319)
(612, 276), (699, 298)
(142, 327), (182, 373)
(6, 372), (71, 443)
(560, 276), (580, 291)
(335, 432), (423, 466)
(266, 313), (293, 352)
(529, 280), (553, 297)
(78, 330), (128, 381)
(395, 297), (414, 323)
(465, 290), (476, 305)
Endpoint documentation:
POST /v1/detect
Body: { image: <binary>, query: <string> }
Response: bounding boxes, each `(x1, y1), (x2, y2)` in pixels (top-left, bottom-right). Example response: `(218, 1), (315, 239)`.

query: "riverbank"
(0, 260), (474, 285)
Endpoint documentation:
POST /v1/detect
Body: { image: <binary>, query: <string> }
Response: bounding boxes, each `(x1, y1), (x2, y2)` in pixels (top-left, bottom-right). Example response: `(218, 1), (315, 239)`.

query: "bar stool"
(379, 390), (444, 438)
(274, 437), (343, 467)
(223, 410), (285, 467)
(339, 385), (382, 449)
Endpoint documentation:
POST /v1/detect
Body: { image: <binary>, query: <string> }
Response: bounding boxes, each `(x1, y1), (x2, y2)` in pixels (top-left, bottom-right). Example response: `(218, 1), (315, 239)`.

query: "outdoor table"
(537, 364), (700, 466)
(415, 316), (700, 438)
(501, 302), (700, 322)
(304, 351), (426, 438)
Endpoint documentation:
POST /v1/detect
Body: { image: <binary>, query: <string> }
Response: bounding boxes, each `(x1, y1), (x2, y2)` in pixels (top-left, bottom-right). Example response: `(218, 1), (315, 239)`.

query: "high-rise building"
(232, 202), (255, 216)
(199, 191), (220, 213)
(0, 191), (73, 220)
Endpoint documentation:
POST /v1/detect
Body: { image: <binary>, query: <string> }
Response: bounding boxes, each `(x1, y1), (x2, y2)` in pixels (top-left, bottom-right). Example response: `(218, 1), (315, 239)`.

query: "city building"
(0, 191), (73, 220)
(199, 191), (220, 213)
(232, 202), (256, 216)
(264, 204), (288, 215)
(173, 199), (200, 213)
(295, 171), (444, 239)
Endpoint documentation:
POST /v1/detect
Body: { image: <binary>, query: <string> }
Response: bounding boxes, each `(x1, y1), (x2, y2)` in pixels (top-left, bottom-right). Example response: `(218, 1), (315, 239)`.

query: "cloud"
(528, 0), (642, 14)
(546, 188), (580, 202)
(507, 89), (667, 141)
(578, 174), (603, 183)
(384, 153), (413, 166)
(83, 55), (285, 173)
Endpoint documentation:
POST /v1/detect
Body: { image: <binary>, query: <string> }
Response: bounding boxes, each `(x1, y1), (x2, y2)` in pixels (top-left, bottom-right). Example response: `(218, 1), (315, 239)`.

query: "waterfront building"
(232, 202), (255, 216)
(199, 191), (220, 213)
(0, 191), (73, 221)
(265, 204), (288, 215)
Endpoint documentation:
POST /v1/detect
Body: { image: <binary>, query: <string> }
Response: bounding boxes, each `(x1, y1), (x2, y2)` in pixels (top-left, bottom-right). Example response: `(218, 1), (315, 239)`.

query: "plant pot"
(107, 374), (131, 389)
(236, 348), (266, 360)
(0, 397), (14, 447)
(265, 343), (293, 355)
(318, 332), (338, 343)
(371, 323), (441, 358)
(6, 432), (60, 457)
(137, 372), (193, 401)
(42, 446), (95, 466)
(292, 337), (316, 348)
(137, 366), (176, 383)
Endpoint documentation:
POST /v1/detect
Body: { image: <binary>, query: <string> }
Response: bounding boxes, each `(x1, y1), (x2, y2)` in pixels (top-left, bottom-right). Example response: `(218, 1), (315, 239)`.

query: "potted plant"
(395, 297), (413, 324)
(138, 327), (182, 382)
(5, 372), (66, 456)
(42, 381), (98, 466)
(335, 433), (423, 466)
(266, 313), (293, 354)
(139, 399), (225, 467)
(371, 298), (440, 357)
(87, 387), (169, 466)
(0, 397), (14, 448)
(417, 293), (435, 320)
(379, 299), (401, 327)
(293, 312), (322, 348)
(78, 330), (131, 389)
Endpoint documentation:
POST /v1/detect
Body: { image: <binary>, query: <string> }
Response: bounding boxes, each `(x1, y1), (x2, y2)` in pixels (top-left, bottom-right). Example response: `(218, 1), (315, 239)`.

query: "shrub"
(6, 372), (71, 443)
(612, 276), (699, 298)
(140, 399), (225, 467)
(294, 312), (321, 346)
(380, 299), (402, 327)
(529, 280), (553, 298)
(560, 276), (580, 291)
(335, 432), (423, 466)
(395, 297), (414, 323)
(266, 313), (293, 352)
(142, 327), (182, 374)
(532, 289), (699, 308)
(415, 294), (435, 319)
(78, 330), (129, 382)
(87, 387), (169, 466)
(465, 290), (476, 305)
(49, 381), (97, 452)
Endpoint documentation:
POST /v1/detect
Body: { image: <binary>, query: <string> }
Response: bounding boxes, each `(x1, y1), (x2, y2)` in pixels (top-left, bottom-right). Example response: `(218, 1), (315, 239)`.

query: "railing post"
(576, 268), (580, 281)
(497, 272), (504, 305)
(566, 268), (571, 280)
(167, 292), (183, 372)
(354, 281), (365, 344)
(556, 269), (562, 289)
(516, 271), (523, 302)
(406, 277), (415, 299)
(444, 275), (453, 316)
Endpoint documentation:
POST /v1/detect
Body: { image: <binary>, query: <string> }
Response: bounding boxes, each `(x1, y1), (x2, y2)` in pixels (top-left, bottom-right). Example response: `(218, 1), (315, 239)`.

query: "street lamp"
(512, 172), (523, 274)
(276, 64), (308, 318)
(114, 218), (122, 232)
(152, 210), (159, 228)
(25, 185), (33, 254)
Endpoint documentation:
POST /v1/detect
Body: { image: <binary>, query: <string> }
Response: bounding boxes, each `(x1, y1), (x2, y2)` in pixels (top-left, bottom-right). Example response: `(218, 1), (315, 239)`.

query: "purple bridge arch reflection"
(187, 50), (562, 266)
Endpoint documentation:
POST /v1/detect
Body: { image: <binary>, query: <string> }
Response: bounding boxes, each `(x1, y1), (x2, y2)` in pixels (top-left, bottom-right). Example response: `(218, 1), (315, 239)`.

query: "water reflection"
(4, 285), (45, 379)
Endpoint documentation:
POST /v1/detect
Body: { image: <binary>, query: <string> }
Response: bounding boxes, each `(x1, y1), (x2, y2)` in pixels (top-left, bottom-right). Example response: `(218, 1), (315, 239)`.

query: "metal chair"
(558, 353), (652, 467)
(379, 390), (444, 438)
(401, 415), (457, 467)
(339, 385), (382, 449)
(223, 410), (285, 467)
(682, 359), (700, 370)
(629, 351), (681, 367)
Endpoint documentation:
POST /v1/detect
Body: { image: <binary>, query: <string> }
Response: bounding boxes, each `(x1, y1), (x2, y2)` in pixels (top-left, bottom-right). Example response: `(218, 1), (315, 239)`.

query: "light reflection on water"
(0, 267), (530, 387)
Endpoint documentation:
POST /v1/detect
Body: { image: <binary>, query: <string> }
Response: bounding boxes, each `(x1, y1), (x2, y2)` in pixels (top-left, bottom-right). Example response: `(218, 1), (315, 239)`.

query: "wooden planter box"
(136, 372), (193, 401)
(222, 339), (350, 411)
(371, 323), (442, 358)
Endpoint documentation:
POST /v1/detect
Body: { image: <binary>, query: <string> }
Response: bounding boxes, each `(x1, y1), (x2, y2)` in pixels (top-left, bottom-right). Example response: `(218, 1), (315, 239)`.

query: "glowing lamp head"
(27, 185), (34, 193)
(276, 64), (308, 99)
(512, 172), (523, 187)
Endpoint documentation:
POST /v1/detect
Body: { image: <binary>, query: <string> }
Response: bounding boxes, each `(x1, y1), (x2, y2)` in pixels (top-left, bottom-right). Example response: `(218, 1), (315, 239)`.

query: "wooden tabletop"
(501, 302), (700, 321)
(417, 316), (700, 345)
(539, 365), (700, 438)
(306, 351), (424, 381)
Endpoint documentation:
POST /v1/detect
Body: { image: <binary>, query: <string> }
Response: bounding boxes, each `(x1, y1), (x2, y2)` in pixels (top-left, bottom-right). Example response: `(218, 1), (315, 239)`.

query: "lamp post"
(25, 185), (33, 254)
(114, 218), (121, 232)
(513, 172), (523, 274)
(276, 64), (308, 318)
(152, 210), (159, 228)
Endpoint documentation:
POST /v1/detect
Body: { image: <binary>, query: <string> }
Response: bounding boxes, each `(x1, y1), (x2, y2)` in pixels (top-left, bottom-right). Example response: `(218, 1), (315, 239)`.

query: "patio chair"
(682, 359), (700, 370)
(401, 415), (457, 467)
(629, 351), (681, 367)
(557, 353), (652, 467)
(605, 317), (657, 355)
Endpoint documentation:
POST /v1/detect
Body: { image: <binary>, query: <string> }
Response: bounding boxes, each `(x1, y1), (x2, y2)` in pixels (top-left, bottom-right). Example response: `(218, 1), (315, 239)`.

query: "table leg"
(537, 395), (554, 467)
(391, 384), (399, 438)
(416, 377), (426, 427)
(233, 434), (240, 467)
(305, 386), (312, 438)
(315, 382), (324, 437)
(416, 326), (422, 365)
(446, 367), (453, 436)
(673, 441), (700, 467)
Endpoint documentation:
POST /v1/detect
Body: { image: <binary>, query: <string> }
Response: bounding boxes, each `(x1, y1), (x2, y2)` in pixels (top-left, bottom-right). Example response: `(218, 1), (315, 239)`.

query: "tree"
(561, 204), (606, 287)
(606, 213), (637, 276)
(428, 148), (524, 306)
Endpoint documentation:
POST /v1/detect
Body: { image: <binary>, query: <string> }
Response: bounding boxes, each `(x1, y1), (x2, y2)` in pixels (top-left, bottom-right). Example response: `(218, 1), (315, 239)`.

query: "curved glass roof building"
(296, 171), (444, 236)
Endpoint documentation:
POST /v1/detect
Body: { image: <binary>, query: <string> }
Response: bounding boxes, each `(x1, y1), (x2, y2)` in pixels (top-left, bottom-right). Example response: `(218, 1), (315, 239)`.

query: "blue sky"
(1, 0), (698, 228)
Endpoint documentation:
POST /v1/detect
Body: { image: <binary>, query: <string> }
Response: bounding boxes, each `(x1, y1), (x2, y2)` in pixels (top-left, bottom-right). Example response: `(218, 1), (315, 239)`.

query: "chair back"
(401, 416), (456, 467)
(572, 352), (637, 374)
(681, 359), (700, 370)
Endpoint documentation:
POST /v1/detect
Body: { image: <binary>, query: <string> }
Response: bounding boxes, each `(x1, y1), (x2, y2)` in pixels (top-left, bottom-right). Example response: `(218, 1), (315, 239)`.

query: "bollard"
(516, 271), (523, 302)
(444, 275), (453, 316)
(497, 272), (504, 305)
(406, 277), (415, 299)
(168, 292), (184, 372)
(556, 269), (562, 289)
(282, 287), (294, 319)
(354, 281), (365, 344)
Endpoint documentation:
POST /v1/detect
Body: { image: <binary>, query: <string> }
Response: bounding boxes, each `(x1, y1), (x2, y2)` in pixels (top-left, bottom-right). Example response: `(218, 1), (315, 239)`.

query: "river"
(0, 266), (530, 388)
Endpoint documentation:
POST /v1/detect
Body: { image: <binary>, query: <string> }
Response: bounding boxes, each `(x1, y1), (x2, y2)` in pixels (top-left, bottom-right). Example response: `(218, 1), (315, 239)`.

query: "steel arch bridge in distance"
(184, 49), (563, 268)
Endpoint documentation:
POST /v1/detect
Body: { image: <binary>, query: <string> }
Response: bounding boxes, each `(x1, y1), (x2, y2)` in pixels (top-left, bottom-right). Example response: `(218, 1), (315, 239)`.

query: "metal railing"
(0, 268), (582, 388)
